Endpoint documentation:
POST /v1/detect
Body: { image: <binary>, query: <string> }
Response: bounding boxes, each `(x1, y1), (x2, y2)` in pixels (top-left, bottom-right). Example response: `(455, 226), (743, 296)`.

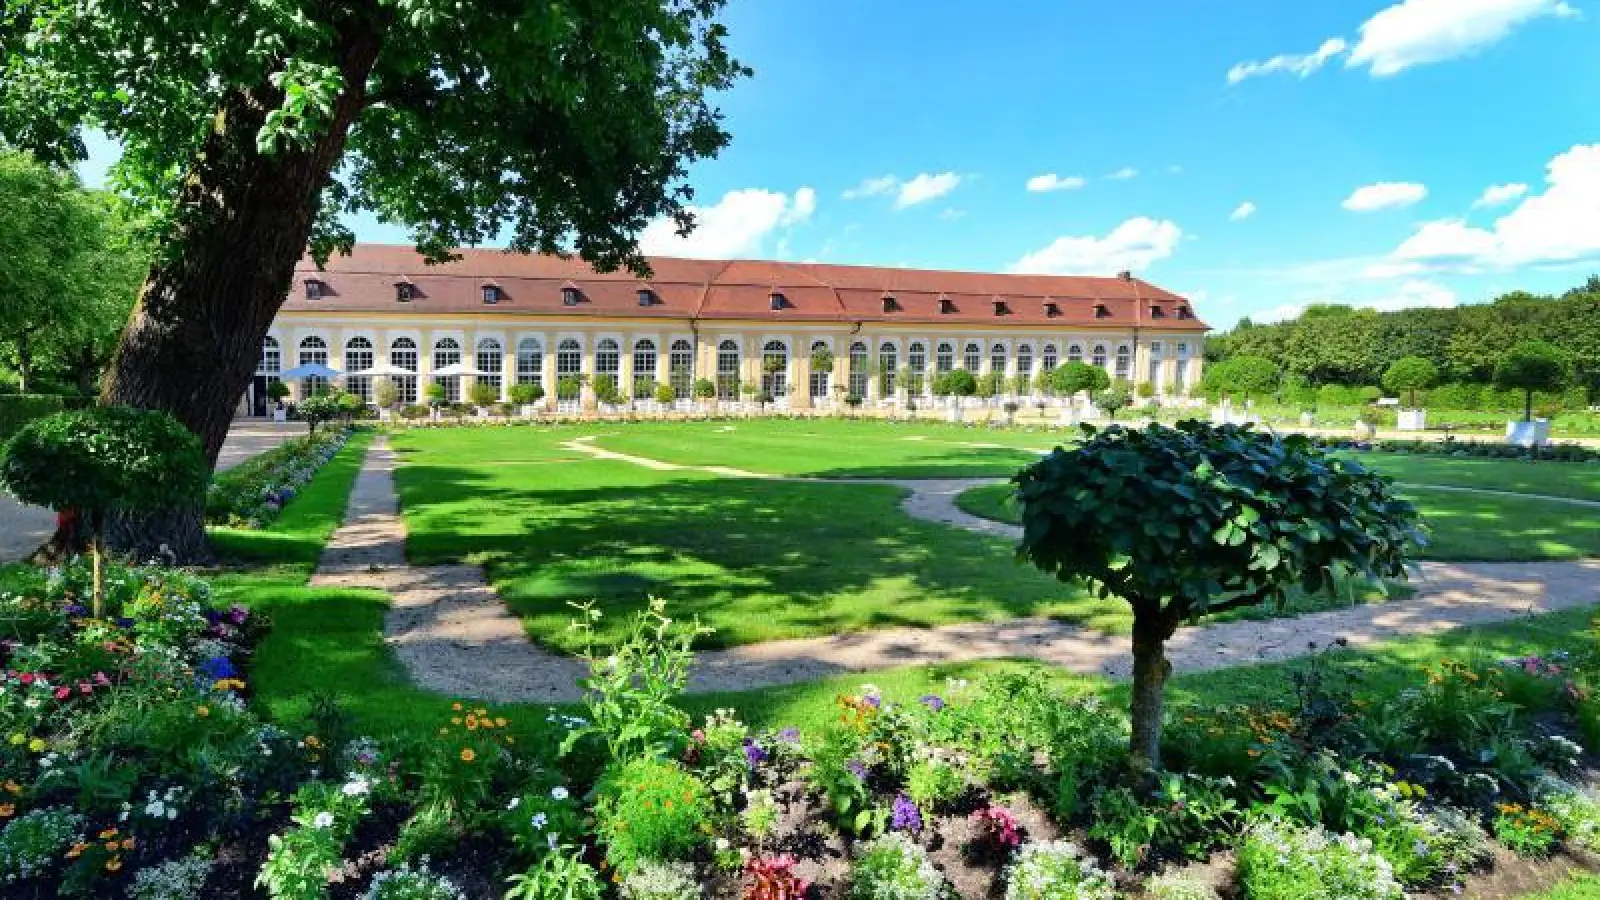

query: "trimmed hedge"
(0, 394), (93, 443)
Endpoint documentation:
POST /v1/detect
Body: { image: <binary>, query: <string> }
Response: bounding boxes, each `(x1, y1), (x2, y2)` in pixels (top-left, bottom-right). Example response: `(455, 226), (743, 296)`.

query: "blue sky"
(79, 0), (1600, 328)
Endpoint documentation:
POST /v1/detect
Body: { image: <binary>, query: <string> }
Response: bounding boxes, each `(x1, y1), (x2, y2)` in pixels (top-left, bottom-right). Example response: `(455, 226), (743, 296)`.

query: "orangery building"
(248, 244), (1208, 415)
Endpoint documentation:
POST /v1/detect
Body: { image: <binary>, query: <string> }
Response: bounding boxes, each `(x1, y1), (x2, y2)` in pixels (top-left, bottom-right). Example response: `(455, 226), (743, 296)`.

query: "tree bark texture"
(1128, 608), (1176, 781)
(100, 23), (385, 562)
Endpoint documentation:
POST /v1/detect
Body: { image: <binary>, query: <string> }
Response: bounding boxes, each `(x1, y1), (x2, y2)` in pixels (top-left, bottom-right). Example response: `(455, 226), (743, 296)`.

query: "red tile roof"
(287, 244), (1208, 331)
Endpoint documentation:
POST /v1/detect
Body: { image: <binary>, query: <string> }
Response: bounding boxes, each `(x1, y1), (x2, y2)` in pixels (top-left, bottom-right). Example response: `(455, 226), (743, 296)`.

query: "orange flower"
(195, 705), (210, 718)
(452, 702), (464, 711)
(105, 858), (122, 872)
(121, 838), (135, 850)
(460, 747), (477, 763)
(0, 804), (12, 818)
(2, 780), (20, 795)
(98, 828), (118, 839)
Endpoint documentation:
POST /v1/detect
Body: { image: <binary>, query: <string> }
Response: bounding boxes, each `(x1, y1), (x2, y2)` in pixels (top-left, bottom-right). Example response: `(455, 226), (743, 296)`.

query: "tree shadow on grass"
(392, 461), (1126, 652)
(1407, 488), (1600, 561)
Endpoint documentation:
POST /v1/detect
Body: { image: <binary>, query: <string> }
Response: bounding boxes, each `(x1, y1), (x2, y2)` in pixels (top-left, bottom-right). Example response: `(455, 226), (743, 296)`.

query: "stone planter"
(272, 408), (287, 423)
(1398, 409), (1427, 431)
(1506, 418), (1551, 448)
(1353, 422), (1377, 440)
(947, 403), (964, 423)
(519, 404), (540, 418)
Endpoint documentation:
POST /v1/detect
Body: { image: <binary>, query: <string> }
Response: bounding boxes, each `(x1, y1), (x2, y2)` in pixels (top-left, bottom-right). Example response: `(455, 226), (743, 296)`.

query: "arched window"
(258, 336), (281, 375)
(1016, 344), (1033, 381)
(935, 342), (955, 374)
(632, 339), (657, 397)
(516, 337), (544, 388)
(1115, 344), (1132, 379)
(761, 340), (789, 398)
(476, 338), (503, 397)
(556, 339), (582, 376)
(391, 337), (418, 405)
(1042, 343), (1059, 371)
(809, 340), (831, 399)
(669, 339), (693, 399)
(299, 336), (329, 394)
(1068, 344), (1084, 363)
(990, 342), (1007, 377)
(1091, 344), (1108, 370)
(1175, 342), (1191, 393)
(908, 342), (928, 394)
(344, 337), (375, 403)
(716, 339), (741, 401)
(433, 337), (462, 403)
(963, 342), (981, 372)
(878, 341), (898, 395)
(849, 341), (869, 398)
(595, 338), (620, 400)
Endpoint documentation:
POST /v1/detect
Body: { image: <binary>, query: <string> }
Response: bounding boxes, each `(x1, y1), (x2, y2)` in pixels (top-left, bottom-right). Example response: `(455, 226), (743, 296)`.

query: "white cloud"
(842, 175), (897, 200)
(1473, 182), (1529, 208)
(1231, 201), (1257, 221)
(1343, 181), (1428, 212)
(1108, 167), (1139, 180)
(938, 208), (967, 221)
(894, 172), (962, 208)
(1348, 0), (1578, 77)
(1389, 143), (1600, 271)
(1026, 173), (1087, 193)
(639, 186), (816, 258)
(1009, 217), (1183, 276)
(1252, 303), (1312, 325)
(1227, 37), (1349, 84)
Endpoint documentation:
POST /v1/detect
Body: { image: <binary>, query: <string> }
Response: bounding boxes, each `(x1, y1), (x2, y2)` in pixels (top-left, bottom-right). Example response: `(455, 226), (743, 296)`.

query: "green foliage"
(1237, 820), (1403, 900)
(594, 375), (624, 406)
(0, 394), (91, 443)
(653, 383), (676, 404)
(503, 846), (603, 900)
(1201, 356), (1279, 401)
(1495, 340), (1571, 420)
(1381, 356), (1439, 407)
(592, 758), (711, 875)
(555, 376), (584, 402)
(0, 806), (84, 883)
(207, 428), (350, 526)
(693, 378), (717, 400)
(1004, 841), (1116, 900)
(1493, 803), (1562, 857)
(373, 377), (400, 410)
(508, 382), (544, 406)
(932, 369), (978, 397)
(467, 380), (499, 408)
(295, 391), (349, 434)
(1088, 774), (1237, 868)
(1092, 384), (1132, 419)
(847, 833), (945, 900)
(1046, 361), (1107, 397)
(422, 383), (446, 407)
(904, 757), (965, 812)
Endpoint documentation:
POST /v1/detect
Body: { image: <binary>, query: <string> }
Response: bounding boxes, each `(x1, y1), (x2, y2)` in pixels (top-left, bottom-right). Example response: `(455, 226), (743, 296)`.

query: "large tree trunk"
(100, 24), (384, 563)
(1128, 609), (1175, 783)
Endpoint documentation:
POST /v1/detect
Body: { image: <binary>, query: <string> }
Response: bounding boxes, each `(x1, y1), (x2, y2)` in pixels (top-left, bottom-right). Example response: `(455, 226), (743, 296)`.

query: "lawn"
(957, 457), (1600, 562)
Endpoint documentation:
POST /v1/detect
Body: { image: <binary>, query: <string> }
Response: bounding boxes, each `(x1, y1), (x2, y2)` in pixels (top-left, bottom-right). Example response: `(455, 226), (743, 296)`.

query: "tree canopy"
(1015, 423), (1420, 777)
(1199, 356), (1278, 402)
(1494, 341), (1570, 422)
(1381, 356), (1439, 408)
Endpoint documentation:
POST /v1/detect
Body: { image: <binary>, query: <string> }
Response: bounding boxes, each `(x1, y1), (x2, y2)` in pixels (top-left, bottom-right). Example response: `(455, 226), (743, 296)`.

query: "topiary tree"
(422, 381), (446, 408)
(1014, 422), (1421, 781)
(468, 380), (499, 409)
(1494, 341), (1570, 422)
(265, 379), (290, 407)
(0, 406), (206, 614)
(653, 382), (676, 405)
(1200, 356), (1279, 403)
(1094, 383), (1133, 421)
(692, 378), (716, 401)
(1048, 361), (1109, 401)
(933, 369), (979, 398)
(508, 382), (544, 407)
(1382, 356), (1439, 409)
(373, 377), (399, 412)
(295, 391), (345, 434)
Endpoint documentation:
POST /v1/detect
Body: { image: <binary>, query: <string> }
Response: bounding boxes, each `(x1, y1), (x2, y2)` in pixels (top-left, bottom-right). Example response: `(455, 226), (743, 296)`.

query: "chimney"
(1117, 270), (1133, 282)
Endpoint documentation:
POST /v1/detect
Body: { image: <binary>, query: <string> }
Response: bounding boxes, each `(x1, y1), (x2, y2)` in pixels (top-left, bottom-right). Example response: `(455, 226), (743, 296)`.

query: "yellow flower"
(195, 705), (210, 718)
(452, 702), (464, 711)
(120, 838), (135, 850)
(7, 733), (24, 746)
(27, 738), (46, 753)
(105, 858), (122, 872)
(460, 747), (477, 763)
(494, 717), (508, 727)
(98, 828), (118, 839)
(0, 804), (13, 818)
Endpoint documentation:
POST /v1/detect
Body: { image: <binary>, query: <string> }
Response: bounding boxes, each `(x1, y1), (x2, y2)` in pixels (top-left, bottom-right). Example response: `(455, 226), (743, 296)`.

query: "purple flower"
(198, 656), (238, 682)
(743, 739), (769, 768)
(115, 617), (134, 629)
(918, 694), (946, 712)
(845, 759), (869, 781)
(777, 727), (801, 744)
(63, 603), (88, 618)
(890, 794), (922, 834)
(862, 694), (881, 709)
(228, 605), (250, 624)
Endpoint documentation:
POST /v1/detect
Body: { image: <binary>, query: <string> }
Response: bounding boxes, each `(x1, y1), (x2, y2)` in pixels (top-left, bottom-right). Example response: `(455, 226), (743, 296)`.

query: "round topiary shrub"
(0, 406), (207, 614)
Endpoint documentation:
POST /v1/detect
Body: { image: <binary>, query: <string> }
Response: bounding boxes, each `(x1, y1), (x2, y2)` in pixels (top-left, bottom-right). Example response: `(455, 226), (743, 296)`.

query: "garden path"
(0, 421), (305, 564)
(337, 437), (1600, 703)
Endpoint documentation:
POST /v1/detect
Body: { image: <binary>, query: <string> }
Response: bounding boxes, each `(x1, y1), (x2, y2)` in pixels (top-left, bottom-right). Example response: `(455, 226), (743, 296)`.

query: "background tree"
(1014, 423), (1420, 780)
(1199, 356), (1279, 403)
(295, 391), (346, 434)
(933, 369), (978, 398)
(468, 380), (499, 409)
(1494, 341), (1570, 423)
(373, 376), (399, 412)
(653, 383), (676, 405)
(1381, 356), (1439, 408)
(0, 407), (206, 614)
(1047, 361), (1108, 399)
(1, 1), (747, 561)
(508, 382), (544, 407)
(1095, 383), (1132, 421)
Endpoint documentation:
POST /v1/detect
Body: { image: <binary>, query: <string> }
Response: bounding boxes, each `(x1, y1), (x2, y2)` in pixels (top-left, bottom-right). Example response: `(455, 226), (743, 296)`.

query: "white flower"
(531, 813), (548, 829)
(715, 838), (731, 852)
(550, 786), (569, 800)
(342, 777), (371, 797)
(507, 797), (521, 810)
(313, 811), (335, 829)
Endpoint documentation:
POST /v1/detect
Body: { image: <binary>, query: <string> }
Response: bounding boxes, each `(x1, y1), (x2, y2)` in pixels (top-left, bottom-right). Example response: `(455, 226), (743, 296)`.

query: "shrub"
(295, 390), (351, 433)
(693, 378), (716, 400)
(848, 832), (944, 900)
(1200, 356), (1279, 402)
(1089, 773), (1236, 869)
(0, 406), (207, 615)
(373, 377), (400, 410)
(933, 369), (978, 398)
(905, 756), (965, 812)
(1237, 820), (1402, 900)
(1003, 841), (1115, 900)
(467, 381), (499, 408)
(508, 382), (544, 405)
(1493, 803), (1562, 857)
(1382, 357), (1438, 408)
(1144, 873), (1221, 900)
(654, 383), (676, 404)
(593, 758), (711, 874)
(0, 805), (83, 884)
(619, 860), (700, 900)
(361, 861), (466, 900)
(0, 394), (88, 443)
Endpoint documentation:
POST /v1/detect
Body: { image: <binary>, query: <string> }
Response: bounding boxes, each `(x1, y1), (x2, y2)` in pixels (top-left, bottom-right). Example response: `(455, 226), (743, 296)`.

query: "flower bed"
(6, 576), (1600, 899)
(1312, 435), (1600, 463)
(206, 429), (353, 527)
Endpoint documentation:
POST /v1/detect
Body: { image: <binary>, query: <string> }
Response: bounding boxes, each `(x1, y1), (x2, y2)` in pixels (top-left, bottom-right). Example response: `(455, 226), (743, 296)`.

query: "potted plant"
(373, 376), (399, 421)
(468, 380), (499, 416)
(1353, 407), (1381, 441)
(1382, 356), (1438, 432)
(508, 381), (544, 417)
(692, 378), (716, 414)
(1494, 341), (1569, 451)
(422, 381), (446, 419)
(266, 379), (290, 421)
(1002, 400), (1020, 426)
(653, 382), (676, 411)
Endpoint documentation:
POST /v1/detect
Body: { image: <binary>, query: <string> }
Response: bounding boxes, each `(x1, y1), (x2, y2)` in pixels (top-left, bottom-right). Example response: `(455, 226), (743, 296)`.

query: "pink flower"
(54, 687), (70, 700)
(93, 673), (110, 686)
(78, 683), (92, 695)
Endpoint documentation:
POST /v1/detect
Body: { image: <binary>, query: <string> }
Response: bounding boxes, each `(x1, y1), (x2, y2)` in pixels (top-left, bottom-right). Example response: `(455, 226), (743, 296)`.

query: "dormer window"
(1093, 303), (1111, 319)
(562, 286), (581, 307)
(938, 296), (955, 314)
(1176, 305), (1192, 319)
(637, 289), (657, 307)
(769, 291), (788, 311)
(1043, 302), (1062, 318)
(881, 294), (900, 313)
(1149, 304), (1166, 318)
(482, 284), (501, 305)
(396, 281), (415, 303)
(304, 279), (323, 301)
(992, 299), (1010, 316)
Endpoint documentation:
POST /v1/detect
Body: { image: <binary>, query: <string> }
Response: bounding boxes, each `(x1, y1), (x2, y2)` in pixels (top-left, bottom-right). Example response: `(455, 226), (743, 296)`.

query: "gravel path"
(0, 421), (304, 565)
(316, 436), (1600, 704)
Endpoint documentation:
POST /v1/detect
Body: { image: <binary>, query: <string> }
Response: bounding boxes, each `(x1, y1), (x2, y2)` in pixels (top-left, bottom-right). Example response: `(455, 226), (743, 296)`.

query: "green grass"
(388, 427), (1128, 650)
(956, 462), (1600, 562)
(1515, 874), (1600, 900)
(1347, 452), (1600, 503)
